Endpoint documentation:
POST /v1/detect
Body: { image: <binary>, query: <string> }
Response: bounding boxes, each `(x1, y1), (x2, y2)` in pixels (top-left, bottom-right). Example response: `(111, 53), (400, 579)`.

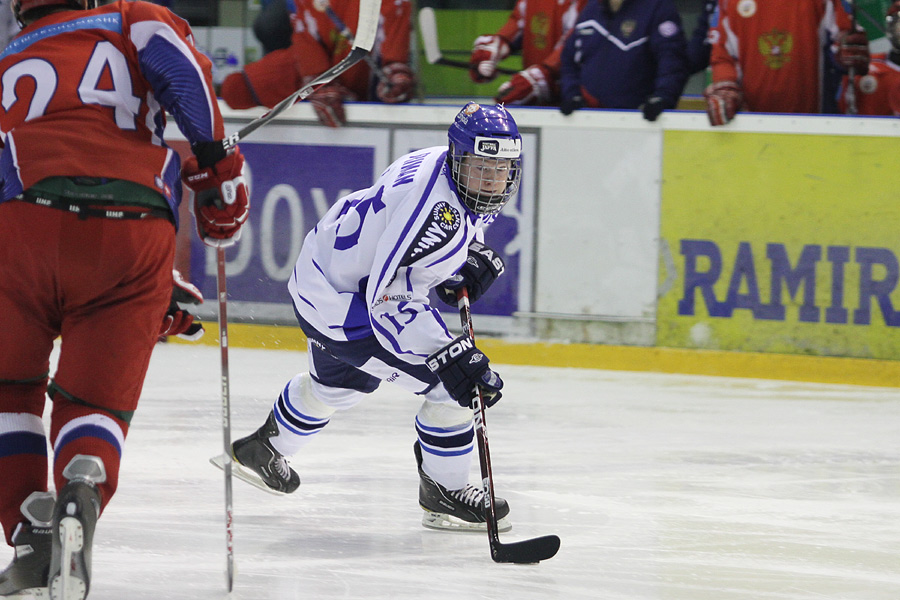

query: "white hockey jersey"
(288, 146), (492, 364)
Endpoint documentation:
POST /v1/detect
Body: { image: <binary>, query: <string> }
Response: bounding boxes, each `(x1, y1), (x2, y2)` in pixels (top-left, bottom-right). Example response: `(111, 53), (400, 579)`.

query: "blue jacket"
(686, 0), (717, 75)
(560, 0), (688, 109)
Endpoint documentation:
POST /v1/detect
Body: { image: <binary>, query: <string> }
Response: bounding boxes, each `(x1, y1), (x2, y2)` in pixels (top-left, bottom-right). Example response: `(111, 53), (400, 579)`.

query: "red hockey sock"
(50, 401), (130, 513)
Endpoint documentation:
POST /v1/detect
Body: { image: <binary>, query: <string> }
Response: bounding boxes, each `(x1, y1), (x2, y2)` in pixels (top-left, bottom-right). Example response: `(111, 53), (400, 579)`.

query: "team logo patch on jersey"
(433, 202), (460, 232)
(738, 0), (757, 18)
(400, 202), (463, 265)
(859, 75), (878, 94)
(530, 13), (550, 49)
(621, 20), (637, 38)
(658, 20), (679, 38)
(759, 30), (793, 69)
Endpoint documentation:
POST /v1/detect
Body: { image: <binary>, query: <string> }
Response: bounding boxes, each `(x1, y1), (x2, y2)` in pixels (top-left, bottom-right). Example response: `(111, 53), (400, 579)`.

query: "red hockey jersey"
(495, 0), (586, 73)
(709, 0), (854, 114)
(0, 1), (223, 216)
(292, 0), (411, 100)
(839, 53), (900, 115)
(222, 0), (411, 109)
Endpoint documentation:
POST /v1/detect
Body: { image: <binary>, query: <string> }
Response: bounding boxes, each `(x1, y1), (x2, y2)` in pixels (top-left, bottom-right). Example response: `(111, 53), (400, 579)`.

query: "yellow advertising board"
(658, 130), (900, 360)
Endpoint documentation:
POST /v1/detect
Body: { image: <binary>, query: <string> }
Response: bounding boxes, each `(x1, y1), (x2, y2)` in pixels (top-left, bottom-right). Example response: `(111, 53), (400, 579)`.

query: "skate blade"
(209, 454), (287, 496)
(49, 517), (87, 600)
(421, 510), (512, 533)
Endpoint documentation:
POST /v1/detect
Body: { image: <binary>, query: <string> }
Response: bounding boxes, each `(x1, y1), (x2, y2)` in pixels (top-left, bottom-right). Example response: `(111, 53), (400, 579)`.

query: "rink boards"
(165, 104), (900, 382)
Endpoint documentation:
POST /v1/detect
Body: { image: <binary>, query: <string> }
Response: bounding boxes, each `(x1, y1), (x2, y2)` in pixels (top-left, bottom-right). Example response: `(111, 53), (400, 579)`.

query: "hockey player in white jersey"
(227, 102), (522, 531)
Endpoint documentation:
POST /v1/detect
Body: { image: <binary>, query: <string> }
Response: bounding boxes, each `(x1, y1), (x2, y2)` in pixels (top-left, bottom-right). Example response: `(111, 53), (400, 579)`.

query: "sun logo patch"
(433, 202), (460, 232)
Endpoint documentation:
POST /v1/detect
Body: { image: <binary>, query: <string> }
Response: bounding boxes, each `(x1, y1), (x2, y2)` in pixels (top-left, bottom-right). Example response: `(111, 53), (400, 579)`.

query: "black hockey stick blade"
(457, 288), (561, 565)
(492, 534), (561, 564)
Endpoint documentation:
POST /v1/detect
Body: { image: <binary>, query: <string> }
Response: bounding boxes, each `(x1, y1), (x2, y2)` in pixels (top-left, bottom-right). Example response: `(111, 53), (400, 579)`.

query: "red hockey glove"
(495, 64), (553, 105)
(704, 81), (743, 126)
(836, 28), (870, 74)
(183, 143), (250, 248)
(376, 63), (415, 104)
(309, 83), (354, 128)
(159, 269), (205, 341)
(469, 34), (510, 83)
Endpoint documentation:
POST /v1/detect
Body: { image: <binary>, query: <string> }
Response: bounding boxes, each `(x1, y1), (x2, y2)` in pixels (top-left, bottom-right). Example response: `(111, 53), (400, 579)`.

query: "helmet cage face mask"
(447, 102), (523, 216)
(449, 143), (521, 215)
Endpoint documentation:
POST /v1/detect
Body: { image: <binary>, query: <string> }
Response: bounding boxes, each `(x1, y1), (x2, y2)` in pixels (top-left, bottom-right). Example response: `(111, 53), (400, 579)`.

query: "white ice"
(4, 343), (899, 600)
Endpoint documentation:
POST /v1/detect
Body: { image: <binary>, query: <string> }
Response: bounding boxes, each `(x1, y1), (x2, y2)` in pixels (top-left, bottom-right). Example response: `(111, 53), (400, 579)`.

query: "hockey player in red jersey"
(220, 0), (415, 127)
(468, 0), (586, 106)
(704, 0), (870, 125)
(839, 1), (900, 116)
(0, 0), (249, 597)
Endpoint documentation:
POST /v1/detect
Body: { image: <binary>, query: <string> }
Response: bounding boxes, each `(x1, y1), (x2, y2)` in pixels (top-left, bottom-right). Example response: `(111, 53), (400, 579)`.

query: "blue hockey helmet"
(447, 102), (522, 215)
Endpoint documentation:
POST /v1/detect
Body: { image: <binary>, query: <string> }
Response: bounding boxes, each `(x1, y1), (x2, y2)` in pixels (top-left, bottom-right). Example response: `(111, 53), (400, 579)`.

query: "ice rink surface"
(4, 343), (899, 600)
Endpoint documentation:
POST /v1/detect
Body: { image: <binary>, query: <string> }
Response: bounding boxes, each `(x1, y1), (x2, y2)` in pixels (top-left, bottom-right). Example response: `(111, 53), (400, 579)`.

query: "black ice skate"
(229, 411), (300, 495)
(414, 442), (511, 532)
(0, 491), (55, 598)
(48, 455), (103, 600)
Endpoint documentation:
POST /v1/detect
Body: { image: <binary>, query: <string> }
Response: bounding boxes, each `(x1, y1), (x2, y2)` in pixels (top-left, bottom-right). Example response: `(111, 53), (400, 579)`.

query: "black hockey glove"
(437, 241), (505, 307)
(560, 94), (583, 116)
(641, 96), (666, 122)
(427, 335), (503, 409)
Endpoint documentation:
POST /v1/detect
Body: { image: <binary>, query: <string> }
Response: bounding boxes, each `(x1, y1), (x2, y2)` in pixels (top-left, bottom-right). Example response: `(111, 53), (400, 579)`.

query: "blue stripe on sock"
(415, 419), (474, 456)
(274, 405), (325, 437)
(55, 424), (122, 457)
(417, 442), (472, 458)
(0, 431), (47, 458)
(277, 395), (329, 432)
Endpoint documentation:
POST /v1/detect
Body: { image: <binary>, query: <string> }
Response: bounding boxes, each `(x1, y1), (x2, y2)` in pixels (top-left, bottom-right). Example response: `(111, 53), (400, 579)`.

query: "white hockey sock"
(270, 373), (337, 456)
(415, 401), (475, 491)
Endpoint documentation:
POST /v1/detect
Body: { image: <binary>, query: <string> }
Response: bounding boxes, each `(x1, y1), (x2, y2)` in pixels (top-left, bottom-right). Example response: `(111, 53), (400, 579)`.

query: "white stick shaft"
(418, 7), (443, 65)
(215, 248), (234, 591)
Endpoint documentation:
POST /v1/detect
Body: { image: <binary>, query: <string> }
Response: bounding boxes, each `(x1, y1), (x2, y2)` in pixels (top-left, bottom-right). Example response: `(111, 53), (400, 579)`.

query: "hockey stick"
(418, 7), (518, 76)
(457, 288), (561, 564)
(215, 247), (235, 591)
(312, 0), (390, 86)
(857, 4), (887, 35)
(211, 5), (376, 587)
(222, 0), (381, 151)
